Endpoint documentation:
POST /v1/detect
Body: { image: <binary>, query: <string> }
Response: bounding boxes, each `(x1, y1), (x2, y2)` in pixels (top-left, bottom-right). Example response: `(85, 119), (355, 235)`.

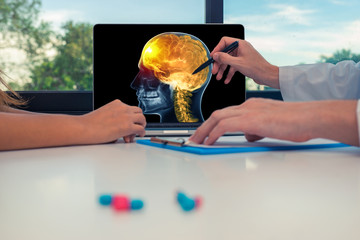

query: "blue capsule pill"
(131, 199), (144, 210)
(99, 194), (113, 206)
(177, 192), (188, 204)
(180, 198), (196, 211)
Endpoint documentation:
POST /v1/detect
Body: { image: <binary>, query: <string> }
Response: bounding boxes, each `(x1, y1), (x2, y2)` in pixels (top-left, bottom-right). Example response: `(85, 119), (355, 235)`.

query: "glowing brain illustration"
(139, 33), (209, 92)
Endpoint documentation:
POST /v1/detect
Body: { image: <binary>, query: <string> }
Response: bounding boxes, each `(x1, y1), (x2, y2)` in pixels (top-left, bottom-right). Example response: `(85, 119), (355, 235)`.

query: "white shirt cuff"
(279, 66), (295, 101)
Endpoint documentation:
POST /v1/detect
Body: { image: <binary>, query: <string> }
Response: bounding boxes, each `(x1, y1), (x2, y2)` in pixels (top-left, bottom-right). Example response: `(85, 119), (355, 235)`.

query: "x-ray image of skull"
(131, 32), (212, 123)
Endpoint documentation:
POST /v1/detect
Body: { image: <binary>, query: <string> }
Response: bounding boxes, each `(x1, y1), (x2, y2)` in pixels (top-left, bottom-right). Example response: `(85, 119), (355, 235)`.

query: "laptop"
(93, 24), (245, 136)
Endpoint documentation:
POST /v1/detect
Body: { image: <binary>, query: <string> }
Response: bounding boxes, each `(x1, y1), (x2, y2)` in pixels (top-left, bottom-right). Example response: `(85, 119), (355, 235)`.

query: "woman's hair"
(0, 70), (26, 107)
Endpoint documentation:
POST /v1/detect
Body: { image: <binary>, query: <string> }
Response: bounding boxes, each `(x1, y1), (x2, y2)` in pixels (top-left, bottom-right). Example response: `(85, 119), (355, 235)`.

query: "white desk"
(1, 136), (360, 240)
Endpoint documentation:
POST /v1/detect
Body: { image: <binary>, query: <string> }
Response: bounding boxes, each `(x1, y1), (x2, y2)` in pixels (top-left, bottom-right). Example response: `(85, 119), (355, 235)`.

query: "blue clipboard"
(136, 139), (349, 155)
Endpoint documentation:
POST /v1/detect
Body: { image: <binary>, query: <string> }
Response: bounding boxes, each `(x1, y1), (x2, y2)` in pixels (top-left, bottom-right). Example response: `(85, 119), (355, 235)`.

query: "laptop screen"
(93, 24), (245, 129)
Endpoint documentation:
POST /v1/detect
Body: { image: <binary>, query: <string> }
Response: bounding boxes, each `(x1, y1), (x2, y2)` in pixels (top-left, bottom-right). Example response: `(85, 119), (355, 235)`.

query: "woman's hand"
(82, 99), (146, 144)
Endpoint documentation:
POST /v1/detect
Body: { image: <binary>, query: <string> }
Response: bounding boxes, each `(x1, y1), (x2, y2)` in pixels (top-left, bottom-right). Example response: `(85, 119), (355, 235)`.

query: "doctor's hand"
(81, 99), (146, 144)
(190, 98), (310, 145)
(211, 37), (280, 89)
(189, 98), (359, 146)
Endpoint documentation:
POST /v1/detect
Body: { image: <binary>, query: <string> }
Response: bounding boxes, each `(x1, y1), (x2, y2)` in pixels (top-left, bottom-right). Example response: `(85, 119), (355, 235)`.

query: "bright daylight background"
(1, 0), (359, 91)
(225, 0), (360, 66)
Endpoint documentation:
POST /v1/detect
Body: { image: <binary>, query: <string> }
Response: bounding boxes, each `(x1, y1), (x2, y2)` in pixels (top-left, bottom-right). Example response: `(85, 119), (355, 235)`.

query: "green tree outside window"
(25, 21), (93, 90)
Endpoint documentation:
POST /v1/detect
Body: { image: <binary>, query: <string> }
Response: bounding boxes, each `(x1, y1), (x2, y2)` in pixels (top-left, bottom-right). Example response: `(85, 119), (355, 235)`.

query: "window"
(1, 0), (205, 91)
(224, 0), (360, 90)
(3, 0), (359, 93)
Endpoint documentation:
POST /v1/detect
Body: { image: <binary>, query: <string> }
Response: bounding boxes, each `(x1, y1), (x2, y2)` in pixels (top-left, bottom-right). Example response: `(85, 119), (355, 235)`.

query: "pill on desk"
(176, 191), (202, 211)
(176, 191), (189, 204)
(99, 194), (112, 206)
(180, 198), (196, 211)
(131, 199), (144, 210)
(194, 196), (203, 208)
(112, 195), (130, 211)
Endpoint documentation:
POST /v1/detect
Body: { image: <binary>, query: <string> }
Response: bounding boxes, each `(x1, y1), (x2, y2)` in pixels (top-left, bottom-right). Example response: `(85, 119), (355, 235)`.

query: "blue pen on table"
(192, 41), (239, 75)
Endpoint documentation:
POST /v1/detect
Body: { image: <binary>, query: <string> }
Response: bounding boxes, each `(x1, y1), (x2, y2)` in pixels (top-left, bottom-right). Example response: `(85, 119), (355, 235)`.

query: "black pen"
(192, 41), (239, 75)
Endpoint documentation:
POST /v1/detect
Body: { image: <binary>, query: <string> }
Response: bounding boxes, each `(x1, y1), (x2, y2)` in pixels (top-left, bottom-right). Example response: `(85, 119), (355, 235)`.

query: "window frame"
(16, 91), (92, 115)
(17, 0), (281, 114)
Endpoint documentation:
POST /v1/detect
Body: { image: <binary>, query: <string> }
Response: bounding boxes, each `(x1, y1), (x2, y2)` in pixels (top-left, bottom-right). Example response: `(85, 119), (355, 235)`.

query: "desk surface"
(1, 137), (360, 240)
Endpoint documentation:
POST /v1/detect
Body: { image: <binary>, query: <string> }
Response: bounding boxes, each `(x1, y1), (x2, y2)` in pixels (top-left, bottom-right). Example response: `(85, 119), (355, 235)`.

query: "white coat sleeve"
(279, 60), (360, 101)
(279, 60), (360, 144)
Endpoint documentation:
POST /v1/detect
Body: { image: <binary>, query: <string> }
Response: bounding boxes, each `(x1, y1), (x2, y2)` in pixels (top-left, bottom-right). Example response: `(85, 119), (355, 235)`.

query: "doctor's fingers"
(211, 36), (241, 56)
(203, 116), (251, 145)
(215, 63), (229, 81)
(245, 133), (264, 142)
(213, 53), (243, 82)
(190, 106), (243, 143)
(224, 67), (237, 85)
(211, 60), (224, 76)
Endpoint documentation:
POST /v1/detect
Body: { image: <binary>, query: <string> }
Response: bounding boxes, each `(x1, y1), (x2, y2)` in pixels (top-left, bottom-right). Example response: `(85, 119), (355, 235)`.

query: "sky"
(40, 0), (205, 26)
(225, 0), (360, 65)
(36, 0), (360, 66)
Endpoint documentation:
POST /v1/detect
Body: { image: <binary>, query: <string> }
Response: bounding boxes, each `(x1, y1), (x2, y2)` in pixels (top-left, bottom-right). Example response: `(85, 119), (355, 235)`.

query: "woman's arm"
(0, 99), (146, 151)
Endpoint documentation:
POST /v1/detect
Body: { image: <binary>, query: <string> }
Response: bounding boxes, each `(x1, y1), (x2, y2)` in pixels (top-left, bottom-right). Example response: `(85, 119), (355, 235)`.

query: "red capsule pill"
(195, 196), (203, 208)
(112, 195), (130, 211)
